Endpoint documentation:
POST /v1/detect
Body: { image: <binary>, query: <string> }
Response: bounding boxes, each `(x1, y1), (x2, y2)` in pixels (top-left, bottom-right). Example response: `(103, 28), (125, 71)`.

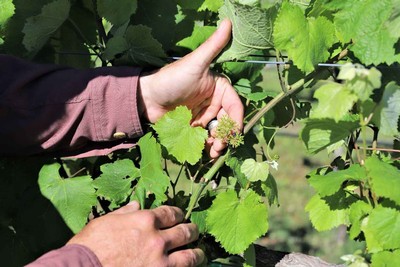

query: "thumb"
(189, 19), (232, 67)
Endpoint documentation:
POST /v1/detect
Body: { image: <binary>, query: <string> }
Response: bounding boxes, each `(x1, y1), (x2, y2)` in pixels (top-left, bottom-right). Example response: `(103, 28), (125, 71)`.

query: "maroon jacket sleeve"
(0, 54), (144, 157)
(25, 245), (101, 267)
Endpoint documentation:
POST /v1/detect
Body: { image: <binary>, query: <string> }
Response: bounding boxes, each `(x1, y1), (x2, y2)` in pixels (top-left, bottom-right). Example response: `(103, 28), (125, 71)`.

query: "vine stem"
(67, 18), (103, 61)
(244, 70), (316, 135)
(185, 151), (230, 220)
(185, 68), (323, 220)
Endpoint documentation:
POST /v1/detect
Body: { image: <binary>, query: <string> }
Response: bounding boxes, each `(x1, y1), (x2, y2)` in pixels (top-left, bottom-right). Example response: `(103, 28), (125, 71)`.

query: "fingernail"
(194, 248), (206, 266)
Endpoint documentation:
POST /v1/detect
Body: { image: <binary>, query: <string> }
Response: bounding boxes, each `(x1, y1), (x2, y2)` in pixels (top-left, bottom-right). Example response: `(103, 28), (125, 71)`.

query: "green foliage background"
(1, 0), (400, 266)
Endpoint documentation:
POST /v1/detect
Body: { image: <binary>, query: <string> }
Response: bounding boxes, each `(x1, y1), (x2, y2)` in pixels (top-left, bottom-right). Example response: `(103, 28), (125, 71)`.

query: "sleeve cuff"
(90, 66), (144, 142)
(26, 244), (102, 267)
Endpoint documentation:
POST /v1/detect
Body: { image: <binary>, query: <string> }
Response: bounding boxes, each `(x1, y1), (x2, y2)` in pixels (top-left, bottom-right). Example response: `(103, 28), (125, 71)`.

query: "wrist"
(138, 71), (153, 123)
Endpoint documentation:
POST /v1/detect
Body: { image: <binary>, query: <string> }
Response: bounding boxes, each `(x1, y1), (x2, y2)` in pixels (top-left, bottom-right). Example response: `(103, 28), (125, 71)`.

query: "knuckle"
(182, 250), (199, 267)
(178, 224), (192, 242)
(177, 223), (198, 243)
(139, 212), (157, 226)
(160, 206), (182, 224)
(162, 206), (177, 222)
(150, 234), (167, 251)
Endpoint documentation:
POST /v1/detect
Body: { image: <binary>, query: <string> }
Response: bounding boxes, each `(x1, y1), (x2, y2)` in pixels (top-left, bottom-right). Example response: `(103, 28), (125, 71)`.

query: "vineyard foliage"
(1, 0), (400, 266)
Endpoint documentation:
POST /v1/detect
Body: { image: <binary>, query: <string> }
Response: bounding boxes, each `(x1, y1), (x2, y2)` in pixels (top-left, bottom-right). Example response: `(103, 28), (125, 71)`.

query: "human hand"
(138, 19), (244, 158)
(67, 202), (204, 267)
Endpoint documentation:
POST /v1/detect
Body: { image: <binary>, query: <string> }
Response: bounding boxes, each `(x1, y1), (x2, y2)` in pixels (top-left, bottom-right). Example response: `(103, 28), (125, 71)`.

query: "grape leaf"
(222, 52), (265, 83)
(363, 206), (400, 251)
(300, 117), (359, 154)
(225, 156), (248, 189)
(308, 164), (366, 197)
(273, 1), (335, 72)
(373, 82), (400, 136)
(217, 0), (275, 62)
(191, 210), (208, 233)
(261, 174), (279, 206)
(337, 64), (382, 102)
(93, 159), (140, 205)
(103, 36), (130, 61)
(348, 200), (372, 240)
(305, 194), (349, 231)
(206, 189), (268, 254)
(177, 25), (216, 51)
(38, 163), (97, 233)
(365, 156), (400, 206)
(55, 4), (97, 68)
(234, 78), (270, 102)
(134, 133), (170, 207)
(0, 0), (14, 27)
(333, 0), (400, 65)
(177, 0), (203, 10)
(98, 0), (137, 26)
(131, 0), (178, 51)
(240, 158), (269, 182)
(371, 249), (400, 267)
(153, 106), (208, 165)
(114, 25), (166, 67)
(199, 0), (224, 12)
(22, 0), (70, 54)
(311, 81), (357, 122)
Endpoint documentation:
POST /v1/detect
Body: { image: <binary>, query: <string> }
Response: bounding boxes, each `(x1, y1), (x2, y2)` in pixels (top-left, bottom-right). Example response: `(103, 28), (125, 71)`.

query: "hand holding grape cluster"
(138, 19), (244, 158)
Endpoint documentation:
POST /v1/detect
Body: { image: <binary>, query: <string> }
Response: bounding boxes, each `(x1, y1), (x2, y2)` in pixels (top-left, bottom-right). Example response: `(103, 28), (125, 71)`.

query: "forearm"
(0, 55), (144, 157)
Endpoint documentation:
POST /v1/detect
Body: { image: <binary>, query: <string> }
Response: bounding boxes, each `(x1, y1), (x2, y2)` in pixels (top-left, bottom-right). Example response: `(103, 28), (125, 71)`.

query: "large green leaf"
(371, 250), (400, 267)
(300, 117), (359, 154)
(134, 133), (170, 207)
(93, 159), (140, 206)
(98, 0), (137, 26)
(273, 1), (335, 72)
(38, 163), (97, 233)
(153, 106), (208, 165)
(217, 0), (275, 62)
(311, 81), (357, 122)
(22, 0), (70, 54)
(206, 189), (268, 254)
(333, 0), (400, 65)
(363, 206), (400, 251)
(308, 164), (366, 197)
(365, 156), (400, 206)
(305, 194), (349, 231)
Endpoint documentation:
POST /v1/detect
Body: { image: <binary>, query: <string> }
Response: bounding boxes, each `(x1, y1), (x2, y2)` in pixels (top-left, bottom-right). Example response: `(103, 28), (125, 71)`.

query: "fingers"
(191, 77), (244, 130)
(218, 80), (244, 130)
(168, 248), (205, 267)
(189, 19), (232, 67)
(162, 223), (199, 250)
(151, 205), (185, 228)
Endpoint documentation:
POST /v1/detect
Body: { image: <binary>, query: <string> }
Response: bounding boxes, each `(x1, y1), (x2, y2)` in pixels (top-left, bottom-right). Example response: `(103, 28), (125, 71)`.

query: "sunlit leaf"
(153, 106), (208, 165)
(207, 189), (268, 254)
